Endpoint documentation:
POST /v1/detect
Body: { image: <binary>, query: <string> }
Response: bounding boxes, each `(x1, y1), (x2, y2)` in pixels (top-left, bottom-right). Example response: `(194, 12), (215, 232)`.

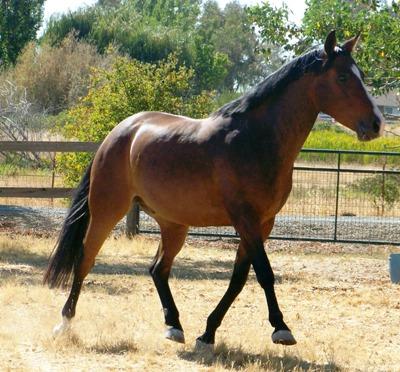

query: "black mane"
(213, 48), (326, 118)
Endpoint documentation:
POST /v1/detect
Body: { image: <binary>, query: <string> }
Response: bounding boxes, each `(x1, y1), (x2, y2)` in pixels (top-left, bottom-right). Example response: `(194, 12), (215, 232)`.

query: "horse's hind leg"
(54, 193), (132, 336)
(149, 221), (188, 343)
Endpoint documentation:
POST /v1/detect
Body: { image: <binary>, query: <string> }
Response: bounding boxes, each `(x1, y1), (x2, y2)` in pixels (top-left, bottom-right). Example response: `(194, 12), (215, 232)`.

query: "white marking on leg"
(53, 317), (71, 338)
(165, 326), (185, 344)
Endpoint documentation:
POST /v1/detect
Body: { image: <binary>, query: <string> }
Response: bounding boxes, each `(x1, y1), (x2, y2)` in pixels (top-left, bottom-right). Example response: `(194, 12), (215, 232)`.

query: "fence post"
(126, 202), (140, 238)
(333, 152), (341, 241)
(51, 153), (56, 207)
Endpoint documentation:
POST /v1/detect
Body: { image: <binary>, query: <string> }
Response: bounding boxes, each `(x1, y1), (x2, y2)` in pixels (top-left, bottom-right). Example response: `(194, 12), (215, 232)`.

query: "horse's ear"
(324, 30), (337, 57)
(342, 32), (361, 53)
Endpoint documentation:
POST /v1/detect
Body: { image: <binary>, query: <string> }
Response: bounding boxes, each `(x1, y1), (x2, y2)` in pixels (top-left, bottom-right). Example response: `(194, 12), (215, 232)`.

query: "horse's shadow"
(0, 245), (294, 292)
(179, 342), (340, 371)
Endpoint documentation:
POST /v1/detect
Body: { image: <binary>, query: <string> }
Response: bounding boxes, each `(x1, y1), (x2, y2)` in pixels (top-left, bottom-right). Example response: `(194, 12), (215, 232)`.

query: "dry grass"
(1, 233), (400, 371)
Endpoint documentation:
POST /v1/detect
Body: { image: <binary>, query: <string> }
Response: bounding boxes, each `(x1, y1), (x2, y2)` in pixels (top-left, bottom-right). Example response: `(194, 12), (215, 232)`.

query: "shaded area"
(0, 204), (64, 232)
(179, 342), (340, 371)
(0, 241), (49, 284)
(0, 246), (49, 268)
(0, 243), (301, 295)
(93, 256), (236, 281)
(0, 205), (126, 236)
(53, 332), (138, 355)
(87, 339), (138, 355)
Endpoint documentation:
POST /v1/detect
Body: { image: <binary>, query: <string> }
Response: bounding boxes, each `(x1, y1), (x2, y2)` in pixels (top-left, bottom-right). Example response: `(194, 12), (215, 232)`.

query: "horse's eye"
(338, 73), (350, 83)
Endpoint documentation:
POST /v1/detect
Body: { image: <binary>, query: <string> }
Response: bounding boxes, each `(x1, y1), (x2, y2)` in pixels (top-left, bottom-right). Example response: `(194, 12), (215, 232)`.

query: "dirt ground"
(1, 233), (399, 371)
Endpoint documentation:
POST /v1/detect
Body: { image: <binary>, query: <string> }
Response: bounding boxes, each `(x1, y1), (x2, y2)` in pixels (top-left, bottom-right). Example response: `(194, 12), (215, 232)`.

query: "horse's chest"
(253, 171), (293, 218)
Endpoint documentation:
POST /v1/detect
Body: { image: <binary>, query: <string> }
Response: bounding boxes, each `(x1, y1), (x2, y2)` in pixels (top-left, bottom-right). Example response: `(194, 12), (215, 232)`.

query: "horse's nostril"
(372, 118), (381, 133)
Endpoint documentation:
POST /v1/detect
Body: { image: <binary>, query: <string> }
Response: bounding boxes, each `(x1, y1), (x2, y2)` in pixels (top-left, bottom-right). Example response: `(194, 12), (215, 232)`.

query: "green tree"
(0, 0), (44, 67)
(130, 0), (201, 31)
(43, 5), (99, 47)
(302, 0), (400, 93)
(42, 0), (267, 93)
(58, 55), (215, 184)
(197, 0), (223, 41)
(197, 1), (266, 91)
(249, 0), (400, 93)
(191, 35), (229, 91)
(247, 1), (303, 58)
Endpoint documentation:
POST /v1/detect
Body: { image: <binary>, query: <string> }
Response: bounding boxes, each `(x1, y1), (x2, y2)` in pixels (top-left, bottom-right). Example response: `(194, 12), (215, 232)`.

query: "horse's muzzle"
(356, 114), (384, 141)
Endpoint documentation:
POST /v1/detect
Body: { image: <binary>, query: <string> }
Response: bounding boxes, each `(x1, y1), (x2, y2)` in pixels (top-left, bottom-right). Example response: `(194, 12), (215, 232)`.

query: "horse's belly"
(137, 185), (231, 227)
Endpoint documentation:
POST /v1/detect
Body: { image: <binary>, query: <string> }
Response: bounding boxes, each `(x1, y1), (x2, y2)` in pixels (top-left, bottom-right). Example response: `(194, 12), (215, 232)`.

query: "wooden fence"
(0, 141), (140, 236)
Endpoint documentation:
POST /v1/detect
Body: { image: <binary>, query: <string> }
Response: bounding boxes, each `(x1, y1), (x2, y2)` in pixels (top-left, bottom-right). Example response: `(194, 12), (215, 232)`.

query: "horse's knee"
(150, 262), (170, 284)
(255, 269), (275, 289)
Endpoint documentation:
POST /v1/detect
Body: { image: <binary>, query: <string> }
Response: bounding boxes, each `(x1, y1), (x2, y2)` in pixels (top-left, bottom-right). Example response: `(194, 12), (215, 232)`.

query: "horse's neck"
(253, 75), (319, 168)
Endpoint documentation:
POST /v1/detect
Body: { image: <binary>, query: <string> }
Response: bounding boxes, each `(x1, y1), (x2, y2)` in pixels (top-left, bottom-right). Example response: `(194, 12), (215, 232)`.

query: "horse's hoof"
(272, 330), (297, 345)
(165, 327), (185, 344)
(195, 338), (214, 352)
(53, 317), (71, 338)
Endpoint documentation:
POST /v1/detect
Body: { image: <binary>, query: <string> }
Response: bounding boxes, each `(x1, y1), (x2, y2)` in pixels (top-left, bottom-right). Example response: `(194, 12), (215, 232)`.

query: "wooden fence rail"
(0, 187), (74, 198)
(0, 141), (139, 236)
(0, 141), (100, 152)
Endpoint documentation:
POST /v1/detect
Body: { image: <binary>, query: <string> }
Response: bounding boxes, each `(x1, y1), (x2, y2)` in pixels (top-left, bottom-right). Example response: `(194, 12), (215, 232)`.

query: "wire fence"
(1, 143), (399, 244)
(138, 149), (400, 245)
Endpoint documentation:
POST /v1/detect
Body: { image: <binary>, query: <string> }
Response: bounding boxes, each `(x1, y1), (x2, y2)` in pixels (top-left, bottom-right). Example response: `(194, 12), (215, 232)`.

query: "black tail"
(44, 162), (93, 288)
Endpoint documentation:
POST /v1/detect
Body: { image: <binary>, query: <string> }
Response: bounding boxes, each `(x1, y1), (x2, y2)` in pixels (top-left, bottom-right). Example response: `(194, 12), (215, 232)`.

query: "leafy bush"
(3, 34), (116, 114)
(352, 174), (400, 216)
(58, 54), (215, 184)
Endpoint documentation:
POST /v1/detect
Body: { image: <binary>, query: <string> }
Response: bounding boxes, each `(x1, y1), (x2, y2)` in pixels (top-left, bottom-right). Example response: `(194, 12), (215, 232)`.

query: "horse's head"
(312, 30), (384, 141)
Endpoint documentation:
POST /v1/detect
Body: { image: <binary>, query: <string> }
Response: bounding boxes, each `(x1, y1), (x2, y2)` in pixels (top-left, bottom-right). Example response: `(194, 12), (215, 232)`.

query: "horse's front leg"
(196, 244), (251, 348)
(252, 218), (297, 345)
(197, 214), (295, 348)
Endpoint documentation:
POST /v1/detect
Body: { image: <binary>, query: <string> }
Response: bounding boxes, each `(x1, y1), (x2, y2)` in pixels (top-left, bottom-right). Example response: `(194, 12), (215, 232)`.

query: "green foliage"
(247, 1), (303, 57)
(41, 0), (264, 92)
(248, 0), (400, 93)
(192, 36), (229, 91)
(0, 0), (44, 67)
(43, 6), (98, 46)
(58, 54), (215, 184)
(129, 0), (201, 31)
(352, 174), (400, 215)
(302, 0), (400, 93)
(213, 89), (241, 109)
(0, 162), (50, 175)
(202, 1), (265, 90)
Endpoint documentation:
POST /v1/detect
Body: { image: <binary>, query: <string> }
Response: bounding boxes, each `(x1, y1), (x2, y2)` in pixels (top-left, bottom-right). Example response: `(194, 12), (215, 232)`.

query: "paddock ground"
(0, 233), (399, 371)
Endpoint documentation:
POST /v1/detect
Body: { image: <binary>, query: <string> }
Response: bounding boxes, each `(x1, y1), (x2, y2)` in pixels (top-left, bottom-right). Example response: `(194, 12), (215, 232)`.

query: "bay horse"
(44, 31), (383, 347)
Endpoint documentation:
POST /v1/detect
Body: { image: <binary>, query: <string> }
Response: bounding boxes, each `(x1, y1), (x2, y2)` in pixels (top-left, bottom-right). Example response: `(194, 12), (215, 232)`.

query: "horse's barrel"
(389, 253), (400, 284)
